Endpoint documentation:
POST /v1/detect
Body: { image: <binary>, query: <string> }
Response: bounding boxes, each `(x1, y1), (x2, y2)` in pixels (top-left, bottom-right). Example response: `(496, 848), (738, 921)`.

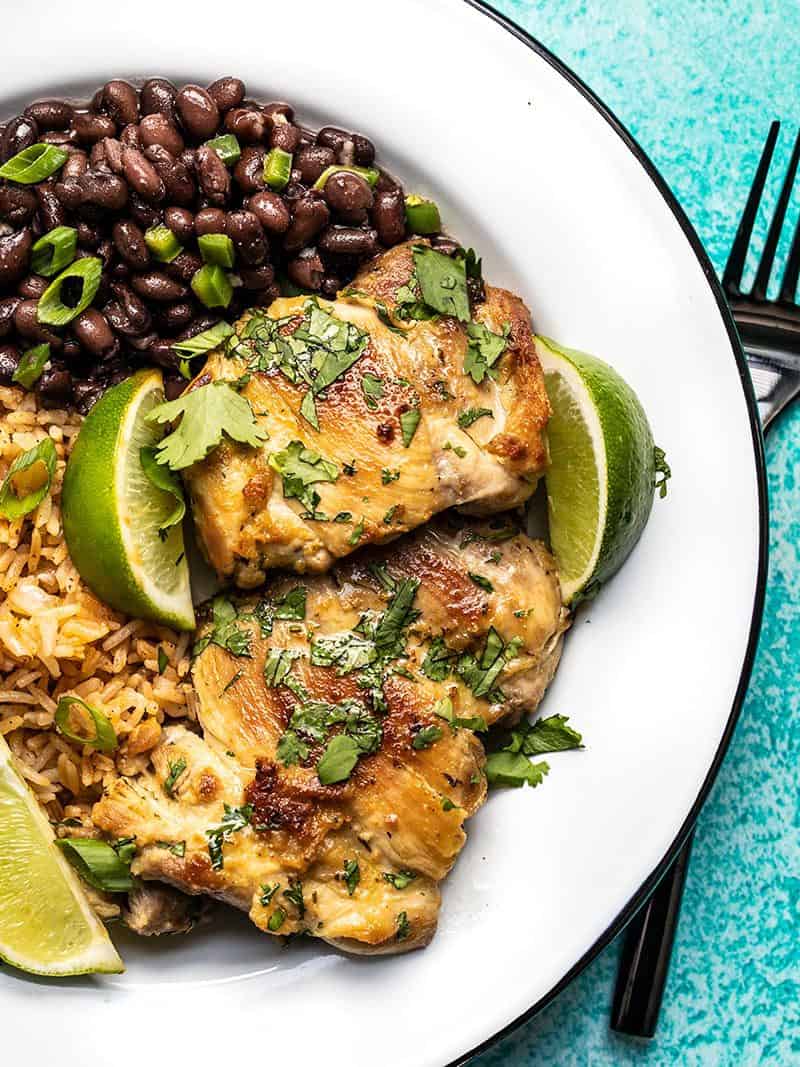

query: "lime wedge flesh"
(0, 734), (123, 976)
(536, 336), (656, 604)
(62, 369), (195, 631)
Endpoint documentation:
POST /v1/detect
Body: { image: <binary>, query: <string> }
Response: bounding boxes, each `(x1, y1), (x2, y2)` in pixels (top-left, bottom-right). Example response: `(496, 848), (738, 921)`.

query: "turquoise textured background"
(475, 3), (800, 1065)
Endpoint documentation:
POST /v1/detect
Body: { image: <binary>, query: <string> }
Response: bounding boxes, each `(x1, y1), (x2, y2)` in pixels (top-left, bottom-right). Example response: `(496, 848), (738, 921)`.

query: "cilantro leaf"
(260, 882), (280, 906)
(282, 881), (305, 918)
(485, 752), (550, 788)
(361, 373), (384, 408)
(163, 757), (187, 797)
(503, 714), (583, 755)
(343, 859), (360, 896)
(383, 869), (416, 890)
(205, 803), (252, 869)
(317, 733), (360, 784)
(193, 596), (252, 658)
(463, 322), (509, 385)
(0, 437), (57, 520)
(263, 647), (302, 688)
(311, 632), (377, 674)
(395, 911), (411, 941)
(412, 723), (443, 750)
(400, 408), (421, 447)
(456, 627), (521, 701)
(468, 572), (494, 593)
(381, 467), (400, 484)
(255, 586), (307, 637)
(457, 407), (494, 428)
(140, 446), (185, 534)
(147, 381), (268, 471)
(374, 578), (420, 659)
(276, 730), (310, 766)
(413, 246), (470, 322)
(267, 907), (286, 931)
(348, 516), (365, 545)
(432, 695), (487, 733)
(268, 440), (339, 516)
(421, 636), (457, 681)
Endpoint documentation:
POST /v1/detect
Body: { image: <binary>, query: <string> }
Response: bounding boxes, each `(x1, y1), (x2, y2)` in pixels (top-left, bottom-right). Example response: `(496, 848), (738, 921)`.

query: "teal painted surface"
(476, 3), (800, 1064)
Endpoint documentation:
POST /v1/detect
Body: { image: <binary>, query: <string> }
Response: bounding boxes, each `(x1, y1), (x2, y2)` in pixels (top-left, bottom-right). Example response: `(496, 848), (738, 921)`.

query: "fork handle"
(610, 830), (695, 1037)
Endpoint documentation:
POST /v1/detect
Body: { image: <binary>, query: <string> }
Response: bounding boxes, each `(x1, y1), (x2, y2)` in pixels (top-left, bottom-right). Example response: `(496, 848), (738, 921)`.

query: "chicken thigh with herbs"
(182, 240), (551, 587)
(93, 518), (568, 953)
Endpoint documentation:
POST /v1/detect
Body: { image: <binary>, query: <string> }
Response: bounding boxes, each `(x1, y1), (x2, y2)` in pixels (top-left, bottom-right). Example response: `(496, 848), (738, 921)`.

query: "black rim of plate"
(452, 2), (770, 1064)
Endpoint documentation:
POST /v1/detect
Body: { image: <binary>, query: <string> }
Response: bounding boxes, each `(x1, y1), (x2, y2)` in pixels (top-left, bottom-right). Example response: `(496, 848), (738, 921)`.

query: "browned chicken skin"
(183, 241), (551, 587)
(93, 519), (568, 954)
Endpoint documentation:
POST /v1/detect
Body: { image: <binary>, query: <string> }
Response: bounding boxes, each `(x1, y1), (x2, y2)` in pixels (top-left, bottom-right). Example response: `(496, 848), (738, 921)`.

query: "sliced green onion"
(55, 694), (118, 752)
(0, 437), (57, 519)
(144, 224), (182, 264)
(191, 264), (233, 309)
(405, 195), (441, 235)
(313, 164), (380, 191)
(12, 343), (50, 389)
(205, 134), (241, 167)
(30, 226), (78, 277)
(263, 148), (293, 191)
(57, 838), (134, 893)
(37, 257), (102, 327)
(172, 320), (234, 359)
(198, 232), (235, 268)
(0, 143), (69, 184)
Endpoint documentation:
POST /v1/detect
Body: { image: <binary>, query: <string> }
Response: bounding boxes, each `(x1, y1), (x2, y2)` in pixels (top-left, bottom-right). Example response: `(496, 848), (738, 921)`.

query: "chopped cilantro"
(348, 516), (366, 545)
(146, 381), (268, 471)
(373, 578), (420, 659)
(443, 441), (467, 458)
(193, 596), (253, 658)
(456, 627), (521, 701)
(282, 882), (305, 918)
(268, 440), (338, 518)
(155, 840), (186, 857)
(361, 373), (384, 408)
(383, 504), (400, 525)
(485, 752), (550, 789)
(157, 646), (168, 674)
(369, 561), (398, 594)
(395, 911), (411, 941)
(432, 695), (487, 733)
(399, 408), (421, 448)
(441, 797), (459, 812)
(343, 859), (360, 896)
(383, 869), (416, 890)
(267, 907), (286, 931)
(421, 636), (457, 681)
(412, 724), (443, 750)
(260, 882), (280, 906)
(463, 321), (509, 385)
(333, 511), (352, 523)
(468, 572), (494, 593)
(205, 803), (252, 870)
(458, 407), (494, 428)
(502, 714), (583, 755)
(413, 246), (470, 321)
(222, 668), (243, 693)
(163, 757), (187, 797)
(263, 647), (302, 688)
(381, 468), (400, 484)
(276, 729), (310, 766)
(317, 733), (360, 784)
(255, 586), (307, 637)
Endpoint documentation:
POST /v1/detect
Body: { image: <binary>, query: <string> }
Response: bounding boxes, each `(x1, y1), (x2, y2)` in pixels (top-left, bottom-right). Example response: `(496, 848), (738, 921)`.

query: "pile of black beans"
(0, 77), (439, 411)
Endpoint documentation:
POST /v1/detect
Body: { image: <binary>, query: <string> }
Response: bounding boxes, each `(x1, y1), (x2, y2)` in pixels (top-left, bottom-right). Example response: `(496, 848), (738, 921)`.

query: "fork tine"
(722, 121), (780, 297)
(751, 125), (800, 300)
(779, 132), (800, 303)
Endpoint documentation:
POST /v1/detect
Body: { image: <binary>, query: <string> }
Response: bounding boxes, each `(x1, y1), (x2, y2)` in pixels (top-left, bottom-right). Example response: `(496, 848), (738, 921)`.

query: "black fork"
(611, 121), (800, 1037)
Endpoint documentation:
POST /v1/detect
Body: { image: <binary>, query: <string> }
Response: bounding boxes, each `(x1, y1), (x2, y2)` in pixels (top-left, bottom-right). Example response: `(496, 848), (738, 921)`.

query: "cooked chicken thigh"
(93, 519), (568, 953)
(184, 241), (551, 586)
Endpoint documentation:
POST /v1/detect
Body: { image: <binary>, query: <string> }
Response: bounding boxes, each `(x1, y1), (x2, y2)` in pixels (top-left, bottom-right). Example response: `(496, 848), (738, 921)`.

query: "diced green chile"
(55, 694), (118, 752)
(30, 226), (78, 277)
(313, 164), (380, 190)
(405, 195), (441, 235)
(263, 148), (293, 191)
(191, 264), (233, 309)
(0, 144), (69, 184)
(204, 134), (241, 167)
(144, 224), (183, 263)
(36, 257), (103, 327)
(198, 233), (235, 268)
(57, 838), (133, 893)
(0, 437), (57, 519)
(12, 343), (50, 389)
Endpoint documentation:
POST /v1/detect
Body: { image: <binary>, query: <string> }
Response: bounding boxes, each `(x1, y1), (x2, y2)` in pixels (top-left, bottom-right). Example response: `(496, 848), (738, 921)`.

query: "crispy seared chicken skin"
(94, 519), (568, 954)
(184, 240), (551, 587)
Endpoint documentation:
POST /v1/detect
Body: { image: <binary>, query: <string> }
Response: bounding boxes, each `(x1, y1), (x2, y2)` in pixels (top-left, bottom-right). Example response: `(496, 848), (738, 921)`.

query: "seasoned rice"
(0, 385), (196, 831)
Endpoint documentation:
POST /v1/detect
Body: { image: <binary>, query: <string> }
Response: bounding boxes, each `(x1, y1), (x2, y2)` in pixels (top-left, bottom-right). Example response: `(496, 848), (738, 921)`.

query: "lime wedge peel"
(536, 336), (657, 605)
(0, 733), (123, 976)
(62, 369), (195, 631)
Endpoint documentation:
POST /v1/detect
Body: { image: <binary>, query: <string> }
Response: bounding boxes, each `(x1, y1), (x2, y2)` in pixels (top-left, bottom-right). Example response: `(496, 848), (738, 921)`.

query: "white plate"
(0, 2), (766, 1064)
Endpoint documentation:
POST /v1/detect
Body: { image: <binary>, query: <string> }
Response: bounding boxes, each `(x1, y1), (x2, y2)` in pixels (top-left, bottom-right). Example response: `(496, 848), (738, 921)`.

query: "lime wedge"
(536, 336), (657, 604)
(0, 733), (123, 975)
(62, 369), (195, 631)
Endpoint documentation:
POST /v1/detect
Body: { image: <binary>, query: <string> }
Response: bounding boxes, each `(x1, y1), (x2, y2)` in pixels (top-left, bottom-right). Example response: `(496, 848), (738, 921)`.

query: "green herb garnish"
(0, 437), (57, 519)
(206, 803), (253, 870)
(163, 757), (187, 797)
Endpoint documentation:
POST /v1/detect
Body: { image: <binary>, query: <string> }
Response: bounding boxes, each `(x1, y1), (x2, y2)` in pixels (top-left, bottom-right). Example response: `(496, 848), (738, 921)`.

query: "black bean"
(96, 238), (114, 271)
(195, 145), (230, 205)
(317, 126), (375, 165)
(165, 250), (203, 283)
(224, 107), (265, 143)
(17, 274), (47, 299)
(270, 122), (301, 153)
(73, 111), (117, 144)
(233, 146), (266, 193)
(0, 115), (39, 163)
(73, 308), (116, 356)
(24, 100), (74, 131)
(102, 81), (140, 127)
(36, 181), (67, 232)
(375, 171), (400, 193)
(324, 171), (373, 223)
(284, 180), (308, 201)
(283, 194), (330, 253)
(195, 207), (227, 235)
(127, 192), (162, 230)
(0, 184), (37, 226)
(40, 130), (79, 147)
(294, 145), (335, 185)
(125, 330), (159, 353)
(178, 148), (196, 170)
(207, 77), (245, 113)
(164, 206), (194, 243)
(239, 264), (275, 290)
(148, 338), (178, 368)
(62, 150), (89, 180)
(263, 102), (294, 126)
(110, 261), (131, 280)
(54, 177), (84, 210)
(122, 147), (165, 203)
(0, 297), (20, 337)
(320, 275), (341, 298)
(226, 209), (266, 265)
(139, 113), (184, 157)
(175, 85), (219, 141)
(109, 282), (152, 335)
(372, 188), (406, 246)
(143, 144), (195, 206)
(113, 219), (150, 269)
(319, 226), (378, 257)
(73, 380), (104, 412)
(287, 249), (324, 291)
(0, 343), (21, 383)
(248, 190), (290, 233)
(15, 298), (60, 345)
(163, 373), (185, 401)
(120, 124), (143, 149)
(131, 271), (188, 302)
(0, 228), (32, 286)
(175, 314), (218, 343)
(76, 221), (102, 249)
(80, 170), (129, 211)
(97, 137), (124, 174)
(157, 301), (194, 332)
(141, 79), (177, 120)
(36, 366), (73, 407)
